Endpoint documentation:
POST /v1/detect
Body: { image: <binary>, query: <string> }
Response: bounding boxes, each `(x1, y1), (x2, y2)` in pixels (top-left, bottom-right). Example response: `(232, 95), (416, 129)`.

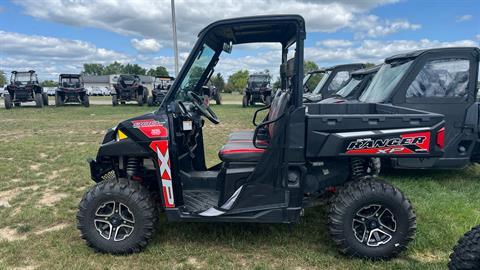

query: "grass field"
(0, 96), (479, 269)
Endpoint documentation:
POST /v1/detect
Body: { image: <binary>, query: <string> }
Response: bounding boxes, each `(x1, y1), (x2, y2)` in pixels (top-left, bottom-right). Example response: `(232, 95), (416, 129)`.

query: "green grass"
(0, 100), (479, 269)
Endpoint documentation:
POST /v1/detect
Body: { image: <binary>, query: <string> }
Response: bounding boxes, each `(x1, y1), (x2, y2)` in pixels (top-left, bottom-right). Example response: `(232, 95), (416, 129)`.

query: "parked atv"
(449, 225), (480, 269)
(303, 63), (364, 102)
(147, 76), (174, 107)
(55, 74), (89, 107)
(320, 65), (381, 104)
(357, 47), (480, 169)
(112, 75), (148, 106)
(243, 73), (272, 107)
(78, 15), (446, 260)
(4, 70), (48, 109)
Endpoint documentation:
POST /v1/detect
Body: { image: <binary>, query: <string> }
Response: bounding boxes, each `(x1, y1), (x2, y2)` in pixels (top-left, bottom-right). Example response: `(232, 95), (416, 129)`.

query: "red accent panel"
(132, 119), (168, 138)
(436, 127), (445, 150)
(220, 148), (265, 155)
(149, 140), (175, 208)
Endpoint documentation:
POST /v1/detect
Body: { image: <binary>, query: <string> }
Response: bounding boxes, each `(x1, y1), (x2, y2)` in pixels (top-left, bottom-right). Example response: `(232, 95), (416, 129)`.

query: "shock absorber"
(126, 157), (140, 178)
(351, 158), (367, 181)
(350, 157), (381, 181)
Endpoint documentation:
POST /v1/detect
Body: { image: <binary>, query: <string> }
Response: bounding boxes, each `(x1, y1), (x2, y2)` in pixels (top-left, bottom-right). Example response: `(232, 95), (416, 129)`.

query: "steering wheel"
(187, 91), (220, 124)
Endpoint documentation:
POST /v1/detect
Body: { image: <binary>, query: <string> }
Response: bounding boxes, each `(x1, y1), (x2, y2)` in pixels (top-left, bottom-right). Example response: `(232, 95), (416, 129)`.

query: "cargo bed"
(305, 103), (445, 158)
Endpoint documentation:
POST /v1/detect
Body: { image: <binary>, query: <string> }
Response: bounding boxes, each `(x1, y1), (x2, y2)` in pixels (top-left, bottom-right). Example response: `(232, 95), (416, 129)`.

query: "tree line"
(82, 62), (169, 77)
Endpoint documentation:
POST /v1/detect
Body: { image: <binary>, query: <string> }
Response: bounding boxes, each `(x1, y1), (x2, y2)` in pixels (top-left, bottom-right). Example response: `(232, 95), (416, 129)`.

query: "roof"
(386, 47), (480, 63)
(59, 74), (81, 78)
(307, 69), (326, 75)
(325, 63), (365, 71)
(12, 70), (35, 74)
(351, 64), (382, 76)
(198, 14), (305, 45)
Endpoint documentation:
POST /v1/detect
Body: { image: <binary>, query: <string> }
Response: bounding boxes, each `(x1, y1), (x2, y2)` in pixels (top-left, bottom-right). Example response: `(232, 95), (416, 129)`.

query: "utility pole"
(171, 0), (179, 76)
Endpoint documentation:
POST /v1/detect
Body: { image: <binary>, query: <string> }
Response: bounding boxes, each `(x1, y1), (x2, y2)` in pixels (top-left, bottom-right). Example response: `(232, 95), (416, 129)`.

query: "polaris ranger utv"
(321, 65), (381, 104)
(147, 76), (174, 107)
(243, 73), (272, 107)
(55, 74), (89, 107)
(112, 75), (148, 106)
(78, 15), (446, 259)
(4, 70), (48, 109)
(357, 47), (480, 169)
(303, 63), (365, 102)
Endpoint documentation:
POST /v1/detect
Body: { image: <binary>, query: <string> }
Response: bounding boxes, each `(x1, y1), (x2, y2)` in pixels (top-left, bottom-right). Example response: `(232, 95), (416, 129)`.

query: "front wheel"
(449, 225), (480, 270)
(265, 95), (272, 106)
(242, 95), (248, 108)
(55, 93), (63, 107)
(112, 95), (118, 106)
(82, 94), (90, 107)
(4, 94), (13, 109)
(328, 179), (416, 260)
(137, 92), (144, 106)
(77, 178), (158, 254)
(147, 96), (154, 107)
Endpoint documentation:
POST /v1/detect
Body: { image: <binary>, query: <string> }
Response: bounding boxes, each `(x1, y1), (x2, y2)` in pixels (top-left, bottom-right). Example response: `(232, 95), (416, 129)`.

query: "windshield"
(175, 43), (216, 101)
(335, 77), (362, 98)
(359, 60), (413, 103)
(312, 71), (331, 94)
(61, 77), (81, 87)
(15, 73), (32, 83)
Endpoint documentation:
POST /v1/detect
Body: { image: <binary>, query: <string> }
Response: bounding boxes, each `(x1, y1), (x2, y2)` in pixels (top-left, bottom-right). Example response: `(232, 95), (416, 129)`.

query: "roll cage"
(162, 15), (306, 109)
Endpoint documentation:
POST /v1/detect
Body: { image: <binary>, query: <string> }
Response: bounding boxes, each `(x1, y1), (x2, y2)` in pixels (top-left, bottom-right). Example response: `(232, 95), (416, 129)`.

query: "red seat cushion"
(218, 141), (266, 162)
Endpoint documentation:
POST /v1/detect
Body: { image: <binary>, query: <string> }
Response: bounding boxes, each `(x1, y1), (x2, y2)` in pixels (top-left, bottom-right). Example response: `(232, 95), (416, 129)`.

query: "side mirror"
(223, 41), (233, 54)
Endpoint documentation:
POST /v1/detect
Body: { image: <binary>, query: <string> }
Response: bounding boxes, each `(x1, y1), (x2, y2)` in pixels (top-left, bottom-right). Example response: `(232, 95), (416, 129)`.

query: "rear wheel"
(112, 95), (118, 106)
(328, 179), (416, 260)
(4, 94), (13, 110)
(143, 90), (148, 104)
(42, 93), (49, 106)
(35, 93), (44, 108)
(449, 225), (480, 270)
(77, 178), (158, 254)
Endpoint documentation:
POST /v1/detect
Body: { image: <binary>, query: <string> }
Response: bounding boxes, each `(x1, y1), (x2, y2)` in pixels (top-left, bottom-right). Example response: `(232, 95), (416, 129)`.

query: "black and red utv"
(55, 74), (89, 107)
(4, 70), (48, 109)
(147, 76), (174, 107)
(303, 63), (365, 102)
(78, 15), (446, 260)
(112, 75), (148, 106)
(356, 47), (480, 169)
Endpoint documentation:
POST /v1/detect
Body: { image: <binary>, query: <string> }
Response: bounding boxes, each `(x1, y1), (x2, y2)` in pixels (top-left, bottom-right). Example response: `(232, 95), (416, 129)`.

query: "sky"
(0, 0), (479, 81)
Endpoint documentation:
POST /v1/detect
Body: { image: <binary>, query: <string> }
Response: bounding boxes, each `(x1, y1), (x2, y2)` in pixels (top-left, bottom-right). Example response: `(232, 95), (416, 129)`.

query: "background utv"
(55, 74), (89, 107)
(112, 74), (148, 106)
(4, 70), (48, 109)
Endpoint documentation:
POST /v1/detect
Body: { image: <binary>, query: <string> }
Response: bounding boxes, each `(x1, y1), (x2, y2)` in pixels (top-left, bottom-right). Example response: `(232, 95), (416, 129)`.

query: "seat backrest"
(268, 91), (290, 137)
